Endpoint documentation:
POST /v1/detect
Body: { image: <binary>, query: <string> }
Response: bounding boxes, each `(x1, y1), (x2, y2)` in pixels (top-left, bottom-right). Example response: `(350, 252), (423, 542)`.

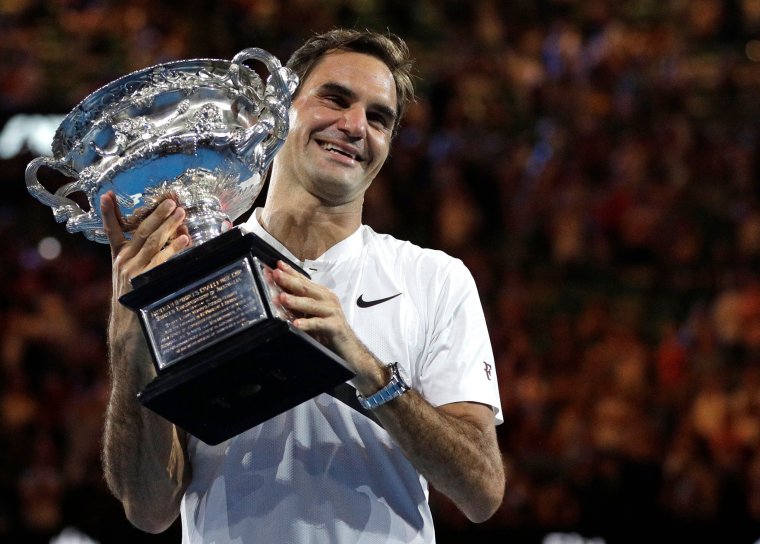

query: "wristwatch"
(356, 362), (410, 410)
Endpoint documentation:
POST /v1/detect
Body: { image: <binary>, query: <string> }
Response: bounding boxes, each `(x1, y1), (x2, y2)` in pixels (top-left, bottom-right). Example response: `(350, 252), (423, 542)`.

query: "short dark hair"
(287, 29), (416, 135)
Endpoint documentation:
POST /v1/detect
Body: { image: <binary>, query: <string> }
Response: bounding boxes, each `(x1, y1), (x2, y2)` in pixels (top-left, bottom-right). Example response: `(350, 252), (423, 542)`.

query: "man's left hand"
(271, 260), (387, 393)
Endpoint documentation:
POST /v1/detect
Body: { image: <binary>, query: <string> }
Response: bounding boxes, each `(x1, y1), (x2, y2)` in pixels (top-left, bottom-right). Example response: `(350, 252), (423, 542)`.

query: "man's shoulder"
(360, 225), (460, 271)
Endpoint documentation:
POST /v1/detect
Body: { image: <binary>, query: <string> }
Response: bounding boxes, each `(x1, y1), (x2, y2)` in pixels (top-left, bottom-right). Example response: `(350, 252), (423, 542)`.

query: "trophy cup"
(26, 49), (354, 445)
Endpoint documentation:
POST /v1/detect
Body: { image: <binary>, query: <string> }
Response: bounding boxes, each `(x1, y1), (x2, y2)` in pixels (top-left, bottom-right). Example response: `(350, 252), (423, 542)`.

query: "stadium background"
(3, 1), (760, 542)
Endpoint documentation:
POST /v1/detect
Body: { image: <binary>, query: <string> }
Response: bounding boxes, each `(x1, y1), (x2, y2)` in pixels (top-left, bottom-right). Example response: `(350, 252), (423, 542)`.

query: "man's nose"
(337, 105), (367, 138)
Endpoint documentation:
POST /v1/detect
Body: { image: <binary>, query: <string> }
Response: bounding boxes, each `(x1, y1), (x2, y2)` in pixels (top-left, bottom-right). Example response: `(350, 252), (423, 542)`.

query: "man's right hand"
(100, 191), (191, 300)
(100, 191), (192, 533)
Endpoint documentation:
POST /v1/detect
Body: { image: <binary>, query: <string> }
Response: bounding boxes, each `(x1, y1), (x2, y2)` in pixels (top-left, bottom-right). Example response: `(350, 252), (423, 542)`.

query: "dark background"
(3, 1), (760, 543)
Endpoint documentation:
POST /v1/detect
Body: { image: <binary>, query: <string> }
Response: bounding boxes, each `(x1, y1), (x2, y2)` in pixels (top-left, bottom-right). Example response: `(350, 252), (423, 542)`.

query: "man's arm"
(375, 394), (503, 522)
(100, 193), (192, 533)
(272, 261), (505, 522)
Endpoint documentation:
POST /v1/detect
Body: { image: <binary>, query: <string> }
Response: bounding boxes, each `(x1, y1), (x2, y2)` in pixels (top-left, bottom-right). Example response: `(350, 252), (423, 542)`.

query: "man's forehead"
(303, 51), (395, 94)
(309, 49), (387, 71)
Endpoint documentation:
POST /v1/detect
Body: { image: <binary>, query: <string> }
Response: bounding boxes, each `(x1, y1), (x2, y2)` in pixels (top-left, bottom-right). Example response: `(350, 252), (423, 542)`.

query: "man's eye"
(325, 95), (345, 106)
(369, 113), (390, 130)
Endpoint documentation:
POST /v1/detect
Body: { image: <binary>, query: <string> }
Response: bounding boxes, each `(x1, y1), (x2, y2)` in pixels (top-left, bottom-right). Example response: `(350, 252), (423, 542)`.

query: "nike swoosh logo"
(356, 293), (402, 308)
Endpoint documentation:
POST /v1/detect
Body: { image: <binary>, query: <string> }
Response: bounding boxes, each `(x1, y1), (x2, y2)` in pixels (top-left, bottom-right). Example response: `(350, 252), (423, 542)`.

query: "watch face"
(390, 362), (410, 391)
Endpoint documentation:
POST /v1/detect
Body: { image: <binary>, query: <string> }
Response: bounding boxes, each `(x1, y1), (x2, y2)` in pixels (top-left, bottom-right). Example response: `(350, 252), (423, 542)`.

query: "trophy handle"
(25, 156), (85, 225)
(231, 47), (299, 100)
(230, 48), (299, 169)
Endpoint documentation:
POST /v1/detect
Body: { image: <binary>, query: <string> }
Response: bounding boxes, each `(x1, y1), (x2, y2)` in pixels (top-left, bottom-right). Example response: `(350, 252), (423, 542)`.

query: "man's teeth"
(321, 142), (357, 160)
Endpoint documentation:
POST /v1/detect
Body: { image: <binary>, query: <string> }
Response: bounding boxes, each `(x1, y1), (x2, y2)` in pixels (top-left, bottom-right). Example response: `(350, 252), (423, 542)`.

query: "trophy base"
(138, 319), (352, 445)
(120, 228), (355, 445)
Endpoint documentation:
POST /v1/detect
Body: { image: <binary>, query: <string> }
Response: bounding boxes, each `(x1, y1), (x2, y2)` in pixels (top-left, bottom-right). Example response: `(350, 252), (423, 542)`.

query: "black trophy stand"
(119, 228), (354, 445)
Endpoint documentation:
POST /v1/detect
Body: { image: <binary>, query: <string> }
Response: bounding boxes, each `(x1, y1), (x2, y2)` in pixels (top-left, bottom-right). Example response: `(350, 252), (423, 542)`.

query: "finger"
(169, 234), (191, 253)
(130, 199), (178, 251)
(273, 261), (321, 298)
(291, 315), (328, 333)
(148, 233), (191, 268)
(111, 194), (127, 227)
(176, 224), (190, 239)
(278, 292), (332, 318)
(133, 206), (187, 266)
(100, 192), (127, 258)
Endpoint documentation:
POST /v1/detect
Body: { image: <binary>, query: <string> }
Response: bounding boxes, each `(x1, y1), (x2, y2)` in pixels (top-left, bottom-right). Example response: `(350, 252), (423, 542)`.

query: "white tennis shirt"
(179, 210), (502, 543)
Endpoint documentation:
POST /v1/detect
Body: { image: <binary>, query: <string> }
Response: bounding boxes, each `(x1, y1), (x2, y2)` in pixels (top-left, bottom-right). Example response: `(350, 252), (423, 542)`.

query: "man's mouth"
(318, 141), (363, 162)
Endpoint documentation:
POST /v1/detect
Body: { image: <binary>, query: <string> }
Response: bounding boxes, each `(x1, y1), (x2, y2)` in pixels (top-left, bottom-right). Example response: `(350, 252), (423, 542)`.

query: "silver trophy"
(25, 49), (353, 445)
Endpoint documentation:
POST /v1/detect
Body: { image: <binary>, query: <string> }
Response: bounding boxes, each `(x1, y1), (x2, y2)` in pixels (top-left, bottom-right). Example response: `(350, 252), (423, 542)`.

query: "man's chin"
(310, 177), (370, 206)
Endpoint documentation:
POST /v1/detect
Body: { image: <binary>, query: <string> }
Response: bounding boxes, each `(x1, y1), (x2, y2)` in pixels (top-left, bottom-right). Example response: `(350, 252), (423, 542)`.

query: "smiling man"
(100, 29), (504, 544)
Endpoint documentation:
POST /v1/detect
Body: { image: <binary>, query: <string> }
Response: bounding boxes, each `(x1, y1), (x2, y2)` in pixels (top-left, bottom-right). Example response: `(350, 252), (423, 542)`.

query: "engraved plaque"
(142, 259), (266, 370)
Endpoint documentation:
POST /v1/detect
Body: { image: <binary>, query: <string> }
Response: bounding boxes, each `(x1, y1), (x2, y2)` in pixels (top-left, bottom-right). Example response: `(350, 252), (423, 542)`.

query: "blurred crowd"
(3, 0), (760, 542)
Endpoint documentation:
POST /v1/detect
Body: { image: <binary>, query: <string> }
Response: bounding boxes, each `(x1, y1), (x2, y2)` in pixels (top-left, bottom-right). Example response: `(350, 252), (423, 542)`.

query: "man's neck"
(259, 197), (362, 261)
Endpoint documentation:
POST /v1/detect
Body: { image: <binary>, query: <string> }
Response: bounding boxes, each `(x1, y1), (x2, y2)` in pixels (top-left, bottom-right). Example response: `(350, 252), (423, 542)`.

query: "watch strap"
(356, 362), (410, 410)
(327, 382), (383, 429)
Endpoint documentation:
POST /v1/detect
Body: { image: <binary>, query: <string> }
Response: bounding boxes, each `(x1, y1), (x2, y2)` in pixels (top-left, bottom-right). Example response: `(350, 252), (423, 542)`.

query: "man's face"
(275, 50), (397, 205)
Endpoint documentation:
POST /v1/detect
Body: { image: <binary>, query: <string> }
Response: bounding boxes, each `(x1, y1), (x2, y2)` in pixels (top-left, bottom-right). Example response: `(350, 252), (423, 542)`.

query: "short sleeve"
(417, 259), (502, 424)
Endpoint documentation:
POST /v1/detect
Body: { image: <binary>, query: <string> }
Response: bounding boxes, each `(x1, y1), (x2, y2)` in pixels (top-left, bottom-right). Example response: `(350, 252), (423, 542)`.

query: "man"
(100, 29), (504, 543)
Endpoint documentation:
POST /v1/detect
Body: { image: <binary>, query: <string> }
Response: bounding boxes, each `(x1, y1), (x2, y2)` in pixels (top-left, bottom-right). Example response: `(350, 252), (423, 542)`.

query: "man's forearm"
(344, 338), (504, 522)
(102, 306), (189, 533)
(372, 388), (505, 523)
